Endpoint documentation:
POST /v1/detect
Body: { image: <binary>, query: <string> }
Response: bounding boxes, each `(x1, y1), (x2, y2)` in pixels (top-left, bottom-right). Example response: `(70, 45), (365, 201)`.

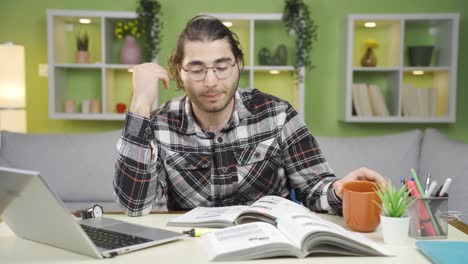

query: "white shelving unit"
(342, 13), (459, 123)
(47, 9), (152, 120)
(208, 13), (305, 116)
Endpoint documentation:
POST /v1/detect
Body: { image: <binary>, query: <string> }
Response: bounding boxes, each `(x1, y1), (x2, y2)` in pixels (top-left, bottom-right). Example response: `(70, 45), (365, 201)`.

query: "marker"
(424, 173), (431, 194)
(438, 178), (452, 197)
(182, 228), (213, 237)
(425, 180), (437, 198)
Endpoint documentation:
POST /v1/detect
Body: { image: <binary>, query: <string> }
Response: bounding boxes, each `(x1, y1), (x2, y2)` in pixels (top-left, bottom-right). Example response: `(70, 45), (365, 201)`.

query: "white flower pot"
(381, 215), (410, 244)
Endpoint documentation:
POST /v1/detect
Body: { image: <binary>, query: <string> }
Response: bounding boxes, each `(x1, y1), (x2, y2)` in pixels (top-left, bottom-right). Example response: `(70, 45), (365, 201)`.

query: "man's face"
(180, 39), (240, 114)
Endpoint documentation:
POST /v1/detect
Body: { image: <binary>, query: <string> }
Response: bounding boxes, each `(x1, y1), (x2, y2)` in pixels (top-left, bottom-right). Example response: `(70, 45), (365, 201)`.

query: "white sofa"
(1, 128), (466, 222)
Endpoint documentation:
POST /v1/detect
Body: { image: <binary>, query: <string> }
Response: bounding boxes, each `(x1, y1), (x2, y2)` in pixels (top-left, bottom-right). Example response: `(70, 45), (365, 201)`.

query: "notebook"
(416, 241), (468, 264)
(0, 166), (184, 258)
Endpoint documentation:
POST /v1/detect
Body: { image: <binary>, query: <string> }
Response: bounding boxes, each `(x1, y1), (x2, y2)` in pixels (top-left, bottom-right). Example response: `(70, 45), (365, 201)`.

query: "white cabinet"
(342, 13), (459, 123)
(208, 13), (305, 116)
(47, 9), (150, 120)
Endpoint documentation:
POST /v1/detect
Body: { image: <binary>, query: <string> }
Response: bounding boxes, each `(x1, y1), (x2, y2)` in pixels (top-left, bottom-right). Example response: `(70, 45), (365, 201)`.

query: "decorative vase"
(75, 51), (90, 64)
(408, 46), (434, 66)
(274, 44), (288, 65)
(361, 47), (377, 67)
(381, 215), (410, 244)
(258, 47), (271, 65)
(120, 36), (142, 64)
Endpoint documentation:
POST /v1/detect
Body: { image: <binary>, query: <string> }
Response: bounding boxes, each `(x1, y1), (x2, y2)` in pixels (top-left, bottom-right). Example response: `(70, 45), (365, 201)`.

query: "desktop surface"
(0, 213), (466, 264)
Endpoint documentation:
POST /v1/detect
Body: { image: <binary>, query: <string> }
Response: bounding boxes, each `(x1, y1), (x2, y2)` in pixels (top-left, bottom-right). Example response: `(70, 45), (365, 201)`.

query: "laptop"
(0, 166), (185, 258)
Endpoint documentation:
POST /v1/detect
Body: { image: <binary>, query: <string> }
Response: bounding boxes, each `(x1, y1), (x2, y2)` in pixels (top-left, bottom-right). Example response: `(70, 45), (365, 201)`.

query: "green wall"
(1, 0), (467, 142)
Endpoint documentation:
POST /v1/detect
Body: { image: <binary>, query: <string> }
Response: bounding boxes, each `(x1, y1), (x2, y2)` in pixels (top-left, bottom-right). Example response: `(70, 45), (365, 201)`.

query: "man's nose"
(204, 68), (218, 86)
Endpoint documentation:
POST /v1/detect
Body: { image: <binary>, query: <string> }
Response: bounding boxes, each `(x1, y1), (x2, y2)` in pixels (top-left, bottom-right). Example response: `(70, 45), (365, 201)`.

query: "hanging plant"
(136, 0), (162, 62)
(282, 0), (318, 69)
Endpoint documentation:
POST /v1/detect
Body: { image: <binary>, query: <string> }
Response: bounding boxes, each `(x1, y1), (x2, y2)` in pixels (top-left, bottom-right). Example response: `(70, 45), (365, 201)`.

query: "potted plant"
(282, 0), (318, 70)
(373, 180), (416, 244)
(114, 19), (142, 64)
(136, 0), (162, 62)
(75, 31), (90, 63)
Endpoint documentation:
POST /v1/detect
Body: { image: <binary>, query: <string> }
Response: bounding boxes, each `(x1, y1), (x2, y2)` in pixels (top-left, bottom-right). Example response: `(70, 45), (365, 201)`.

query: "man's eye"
(189, 69), (204, 74)
(215, 66), (228, 72)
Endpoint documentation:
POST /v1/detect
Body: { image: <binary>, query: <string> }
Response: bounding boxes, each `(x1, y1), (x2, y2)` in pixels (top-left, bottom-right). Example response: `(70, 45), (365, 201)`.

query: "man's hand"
(332, 167), (387, 199)
(130, 63), (170, 118)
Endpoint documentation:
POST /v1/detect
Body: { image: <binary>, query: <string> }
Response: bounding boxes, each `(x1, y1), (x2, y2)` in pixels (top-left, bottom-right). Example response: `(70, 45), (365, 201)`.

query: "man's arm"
(113, 62), (170, 216)
(280, 105), (342, 215)
(113, 112), (166, 216)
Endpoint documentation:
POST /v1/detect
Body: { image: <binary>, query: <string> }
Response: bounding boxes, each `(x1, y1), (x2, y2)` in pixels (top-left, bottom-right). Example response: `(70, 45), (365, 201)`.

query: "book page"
(202, 222), (299, 261)
(277, 213), (391, 256)
(167, 205), (248, 227)
(235, 195), (310, 225)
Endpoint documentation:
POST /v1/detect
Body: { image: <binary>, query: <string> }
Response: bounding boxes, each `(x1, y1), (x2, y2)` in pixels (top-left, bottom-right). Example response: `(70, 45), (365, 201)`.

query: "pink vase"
(120, 36), (142, 64)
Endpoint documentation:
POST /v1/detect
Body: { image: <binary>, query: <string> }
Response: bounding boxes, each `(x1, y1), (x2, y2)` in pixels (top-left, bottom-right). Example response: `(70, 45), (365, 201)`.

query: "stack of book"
(352, 83), (390, 117)
(402, 84), (440, 117)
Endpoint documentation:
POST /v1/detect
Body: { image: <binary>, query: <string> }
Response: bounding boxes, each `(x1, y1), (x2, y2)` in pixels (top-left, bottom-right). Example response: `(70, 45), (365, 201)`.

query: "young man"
(114, 15), (385, 216)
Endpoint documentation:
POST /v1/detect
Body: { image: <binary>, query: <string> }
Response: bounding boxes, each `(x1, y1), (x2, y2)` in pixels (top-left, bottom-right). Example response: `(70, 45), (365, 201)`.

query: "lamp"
(0, 43), (26, 132)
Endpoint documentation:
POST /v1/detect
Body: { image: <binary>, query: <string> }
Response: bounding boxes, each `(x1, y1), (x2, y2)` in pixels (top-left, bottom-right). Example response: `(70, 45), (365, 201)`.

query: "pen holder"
(408, 197), (448, 239)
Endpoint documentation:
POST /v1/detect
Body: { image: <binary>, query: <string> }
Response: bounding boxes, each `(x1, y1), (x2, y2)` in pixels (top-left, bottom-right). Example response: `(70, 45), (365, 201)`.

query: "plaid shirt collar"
(179, 89), (253, 138)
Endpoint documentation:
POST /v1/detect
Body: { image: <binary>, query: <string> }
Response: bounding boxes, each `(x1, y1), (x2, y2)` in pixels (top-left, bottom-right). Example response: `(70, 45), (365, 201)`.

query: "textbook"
(167, 195), (310, 228)
(168, 196), (391, 260)
(416, 241), (468, 264)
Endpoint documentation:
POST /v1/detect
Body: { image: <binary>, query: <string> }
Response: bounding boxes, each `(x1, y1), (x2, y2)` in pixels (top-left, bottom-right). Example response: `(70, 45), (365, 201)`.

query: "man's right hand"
(130, 63), (170, 118)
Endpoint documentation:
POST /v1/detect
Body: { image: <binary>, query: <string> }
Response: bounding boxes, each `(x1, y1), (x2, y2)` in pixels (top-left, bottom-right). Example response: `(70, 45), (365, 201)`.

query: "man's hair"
(168, 15), (244, 89)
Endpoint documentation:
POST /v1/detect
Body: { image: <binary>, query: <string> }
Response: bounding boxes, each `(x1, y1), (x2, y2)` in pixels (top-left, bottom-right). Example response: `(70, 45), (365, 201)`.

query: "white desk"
(0, 213), (466, 263)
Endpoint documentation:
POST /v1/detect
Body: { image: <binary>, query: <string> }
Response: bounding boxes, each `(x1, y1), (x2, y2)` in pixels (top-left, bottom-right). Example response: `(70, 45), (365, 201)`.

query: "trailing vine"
(282, 0), (318, 69)
(137, 0), (162, 62)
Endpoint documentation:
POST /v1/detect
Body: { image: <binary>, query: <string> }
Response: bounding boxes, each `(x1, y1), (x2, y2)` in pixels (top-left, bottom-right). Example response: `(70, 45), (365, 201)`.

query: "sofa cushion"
(0, 130), (121, 202)
(316, 130), (422, 186)
(419, 128), (468, 222)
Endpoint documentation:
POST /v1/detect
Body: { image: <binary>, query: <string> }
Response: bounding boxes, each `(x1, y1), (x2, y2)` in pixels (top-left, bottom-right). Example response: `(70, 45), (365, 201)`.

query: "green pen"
(182, 228), (213, 237)
(410, 168), (441, 235)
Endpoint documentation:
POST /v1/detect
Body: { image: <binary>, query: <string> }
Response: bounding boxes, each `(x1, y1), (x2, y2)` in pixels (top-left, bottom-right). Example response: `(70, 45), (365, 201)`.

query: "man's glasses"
(182, 61), (237, 81)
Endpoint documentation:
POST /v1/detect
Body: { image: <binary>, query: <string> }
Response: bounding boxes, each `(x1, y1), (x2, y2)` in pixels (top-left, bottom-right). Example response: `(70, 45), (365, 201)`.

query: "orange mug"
(343, 181), (381, 232)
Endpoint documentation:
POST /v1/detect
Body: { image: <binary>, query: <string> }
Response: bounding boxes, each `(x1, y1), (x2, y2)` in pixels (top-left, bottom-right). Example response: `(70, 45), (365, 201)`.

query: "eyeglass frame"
(181, 59), (238, 81)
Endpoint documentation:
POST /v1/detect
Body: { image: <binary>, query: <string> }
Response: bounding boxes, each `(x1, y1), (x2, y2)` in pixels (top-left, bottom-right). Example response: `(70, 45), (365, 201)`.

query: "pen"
(424, 173), (431, 194)
(400, 177), (406, 187)
(182, 228), (212, 237)
(425, 180), (437, 198)
(438, 178), (452, 197)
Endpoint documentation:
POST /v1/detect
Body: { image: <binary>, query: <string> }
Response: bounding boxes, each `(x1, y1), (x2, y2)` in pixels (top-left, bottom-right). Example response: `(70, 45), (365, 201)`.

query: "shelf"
(48, 9), (139, 119)
(55, 63), (103, 68)
(209, 13), (304, 116)
(50, 112), (125, 120)
(343, 13), (459, 123)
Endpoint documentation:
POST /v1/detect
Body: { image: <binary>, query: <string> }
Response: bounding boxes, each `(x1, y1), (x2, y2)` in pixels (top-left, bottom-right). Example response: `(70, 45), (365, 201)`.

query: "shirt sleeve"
(280, 105), (343, 215)
(113, 111), (166, 216)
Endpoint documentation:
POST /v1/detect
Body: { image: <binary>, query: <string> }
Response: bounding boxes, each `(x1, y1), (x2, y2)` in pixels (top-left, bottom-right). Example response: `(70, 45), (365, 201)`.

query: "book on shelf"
(367, 84), (390, 116)
(352, 83), (390, 117)
(352, 83), (373, 116)
(169, 196), (391, 261)
(402, 84), (439, 117)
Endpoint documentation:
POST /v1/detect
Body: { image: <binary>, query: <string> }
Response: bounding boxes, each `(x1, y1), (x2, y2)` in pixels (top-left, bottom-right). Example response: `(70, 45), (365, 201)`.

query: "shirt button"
(221, 167), (228, 173)
(254, 152), (261, 158)
(145, 126), (152, 134)
(217, 137), (223, 143)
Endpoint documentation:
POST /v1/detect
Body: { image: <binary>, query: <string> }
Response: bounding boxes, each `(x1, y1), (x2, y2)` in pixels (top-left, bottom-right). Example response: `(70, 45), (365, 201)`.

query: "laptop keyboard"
(80, 224), (152, 250)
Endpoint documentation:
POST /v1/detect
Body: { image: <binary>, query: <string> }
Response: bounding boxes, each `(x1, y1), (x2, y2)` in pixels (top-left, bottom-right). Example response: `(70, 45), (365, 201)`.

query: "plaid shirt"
(114, 88), (342, 215)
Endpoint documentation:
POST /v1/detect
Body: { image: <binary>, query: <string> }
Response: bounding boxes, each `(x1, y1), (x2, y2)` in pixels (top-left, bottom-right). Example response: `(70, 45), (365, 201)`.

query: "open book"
(168, 196), (391, 260)
(167, 195), (310, 228)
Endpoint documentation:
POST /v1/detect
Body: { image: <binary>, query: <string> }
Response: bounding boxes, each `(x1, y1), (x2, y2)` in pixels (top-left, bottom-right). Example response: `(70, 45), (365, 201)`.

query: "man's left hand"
(332, 167), (387, 199)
